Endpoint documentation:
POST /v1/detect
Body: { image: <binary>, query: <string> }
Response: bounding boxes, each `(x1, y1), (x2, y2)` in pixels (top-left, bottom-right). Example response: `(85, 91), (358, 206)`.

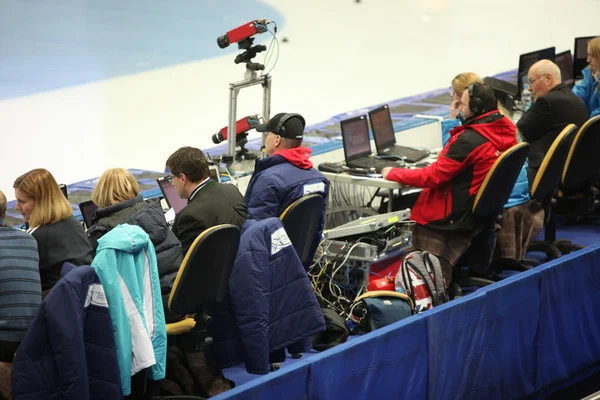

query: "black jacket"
(517, 83), (588, 186)
(31, 216), (94, 291)
(88, 196), (183, 292)
(172, 181), (247, 255)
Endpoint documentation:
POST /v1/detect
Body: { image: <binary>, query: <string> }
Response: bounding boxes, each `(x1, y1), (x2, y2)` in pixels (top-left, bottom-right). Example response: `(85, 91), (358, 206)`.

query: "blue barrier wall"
(214, 243), (600, 400)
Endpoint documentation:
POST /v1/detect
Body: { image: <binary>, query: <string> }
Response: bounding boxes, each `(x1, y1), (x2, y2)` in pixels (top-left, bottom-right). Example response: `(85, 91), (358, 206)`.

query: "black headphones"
(274, 113), (306, 135)
(468, 84), (483, 116)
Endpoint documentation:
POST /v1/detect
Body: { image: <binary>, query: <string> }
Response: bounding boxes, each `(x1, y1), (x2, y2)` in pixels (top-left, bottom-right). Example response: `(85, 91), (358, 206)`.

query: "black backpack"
(312, 307), (349, 351)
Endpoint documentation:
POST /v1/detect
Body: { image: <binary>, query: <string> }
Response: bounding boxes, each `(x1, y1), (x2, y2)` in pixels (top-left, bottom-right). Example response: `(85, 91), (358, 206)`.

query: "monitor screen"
(79, 200), (99, 229)
(369, 105), (396, 151)
(208, 165), (220, 182)
(340, 115), (372, 161)
(517, 47), (556, 98)
(555, 50), (574, 87)
(574, 36), (596, 80)
(157, 177), (187, 214)
(59, 184), (68, 199)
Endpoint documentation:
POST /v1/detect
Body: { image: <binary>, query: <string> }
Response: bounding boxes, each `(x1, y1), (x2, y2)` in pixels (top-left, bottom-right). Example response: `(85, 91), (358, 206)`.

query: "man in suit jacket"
(166, 147), (247, 255)
(517, 60), (588, 187)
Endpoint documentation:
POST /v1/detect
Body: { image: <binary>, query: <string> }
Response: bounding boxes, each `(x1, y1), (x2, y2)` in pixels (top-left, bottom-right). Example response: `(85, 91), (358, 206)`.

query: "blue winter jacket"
(12, 264), (122, 400)
(442, 118), (530, 208)
(572, 67), (600, 118)
(211, 219), (325, 374)
(244, 147), (329, 266)
(92, 224), (167, 396)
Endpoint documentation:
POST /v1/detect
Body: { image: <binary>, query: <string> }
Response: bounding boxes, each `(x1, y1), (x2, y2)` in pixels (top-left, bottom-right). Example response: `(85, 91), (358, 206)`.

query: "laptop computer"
(208, 165), (221, 182)
(157, 177), (188, 214)
(369, 105), (429, 163)
(340, 115), (403, 172)
(79, 200), (99, 229)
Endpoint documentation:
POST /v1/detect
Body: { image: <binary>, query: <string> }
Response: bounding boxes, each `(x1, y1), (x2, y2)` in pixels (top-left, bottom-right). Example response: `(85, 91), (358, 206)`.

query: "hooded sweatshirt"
(244, 146), (329, 265)
(91, 224), (166, 396)
(387, 110), (517, 231)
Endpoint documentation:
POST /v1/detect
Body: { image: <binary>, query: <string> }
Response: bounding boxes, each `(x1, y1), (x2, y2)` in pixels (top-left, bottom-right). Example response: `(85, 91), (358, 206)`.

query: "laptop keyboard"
(384, 145), (429, 163)
(348, 157), (400, 172)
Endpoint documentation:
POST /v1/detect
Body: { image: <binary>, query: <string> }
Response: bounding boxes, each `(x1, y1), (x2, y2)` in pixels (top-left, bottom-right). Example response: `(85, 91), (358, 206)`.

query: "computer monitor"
(574, 36), (596, 80)
(482, 76), (518, 113)
(369, 105), (396, 152)
(157, 177), (187, 214)
(208, 165), (220, 182)
(79, 200), (99, 229)
(517, 47), (556, 98)
(340, 115), (372, 162)
(555, 50), (574, 88)
(59, 184), (68, 199)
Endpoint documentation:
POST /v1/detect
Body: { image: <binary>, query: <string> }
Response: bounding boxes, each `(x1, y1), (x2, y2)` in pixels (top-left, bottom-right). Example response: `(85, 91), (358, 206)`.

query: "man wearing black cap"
(245, 113), (329, 265)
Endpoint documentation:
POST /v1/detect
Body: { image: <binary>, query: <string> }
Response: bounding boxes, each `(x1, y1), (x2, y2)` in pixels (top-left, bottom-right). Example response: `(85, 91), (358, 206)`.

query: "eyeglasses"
(166, 174), (177, 183)
(528, 74), (547, 85)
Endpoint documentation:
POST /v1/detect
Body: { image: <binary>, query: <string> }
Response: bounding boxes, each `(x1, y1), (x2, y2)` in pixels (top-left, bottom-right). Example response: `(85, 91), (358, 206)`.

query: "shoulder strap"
(422, 252), (448, 305)
(355, 290), (414, 311)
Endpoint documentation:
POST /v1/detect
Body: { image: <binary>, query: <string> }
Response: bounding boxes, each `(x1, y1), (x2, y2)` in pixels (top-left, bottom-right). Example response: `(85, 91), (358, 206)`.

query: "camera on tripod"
(216, 19), (271, 73)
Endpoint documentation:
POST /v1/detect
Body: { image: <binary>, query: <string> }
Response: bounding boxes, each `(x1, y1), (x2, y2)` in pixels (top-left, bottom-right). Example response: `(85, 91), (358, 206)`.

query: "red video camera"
(212, 115), (261, 144)
(217, 20), (269, 49)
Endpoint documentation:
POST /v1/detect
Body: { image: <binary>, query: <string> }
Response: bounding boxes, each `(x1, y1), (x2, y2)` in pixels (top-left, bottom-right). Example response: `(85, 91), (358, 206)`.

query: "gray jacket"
(87, 196), (183, 292)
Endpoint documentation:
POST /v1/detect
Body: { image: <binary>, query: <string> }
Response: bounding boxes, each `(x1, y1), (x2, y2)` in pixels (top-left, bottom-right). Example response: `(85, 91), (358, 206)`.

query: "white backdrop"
(1, 0), (598, 200)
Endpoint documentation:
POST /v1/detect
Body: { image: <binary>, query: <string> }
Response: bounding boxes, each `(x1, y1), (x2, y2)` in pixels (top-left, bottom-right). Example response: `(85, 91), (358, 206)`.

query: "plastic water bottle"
(521, 84), (532, 112)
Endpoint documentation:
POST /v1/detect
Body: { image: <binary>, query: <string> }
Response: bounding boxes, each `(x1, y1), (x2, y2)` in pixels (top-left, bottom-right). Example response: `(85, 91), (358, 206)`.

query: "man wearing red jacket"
(382, 83), (517, 284)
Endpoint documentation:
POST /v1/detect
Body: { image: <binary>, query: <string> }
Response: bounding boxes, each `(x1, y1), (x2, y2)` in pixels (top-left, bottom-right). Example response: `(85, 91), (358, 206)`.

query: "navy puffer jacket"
(227, 218), (325, 374)
(12, 264), (122, 399)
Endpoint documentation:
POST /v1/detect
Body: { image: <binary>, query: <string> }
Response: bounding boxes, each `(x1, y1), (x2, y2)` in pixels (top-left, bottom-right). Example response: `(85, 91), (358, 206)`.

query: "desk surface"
(322, 171), (403, 190)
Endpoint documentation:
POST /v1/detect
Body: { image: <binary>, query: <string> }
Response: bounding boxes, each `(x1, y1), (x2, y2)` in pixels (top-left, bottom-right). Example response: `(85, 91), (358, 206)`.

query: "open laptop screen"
(157, 177), (187, 214)
(369, 105), (396, 152)
(340, 115), (372, 162)
(79, 200), (99, 229)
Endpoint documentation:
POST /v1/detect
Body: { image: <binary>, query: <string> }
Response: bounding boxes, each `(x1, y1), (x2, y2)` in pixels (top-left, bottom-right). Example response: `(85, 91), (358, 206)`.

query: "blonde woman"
(573, 37), (600, 117)
(87, 168), (183, 321)
(13, 169), (93, 291)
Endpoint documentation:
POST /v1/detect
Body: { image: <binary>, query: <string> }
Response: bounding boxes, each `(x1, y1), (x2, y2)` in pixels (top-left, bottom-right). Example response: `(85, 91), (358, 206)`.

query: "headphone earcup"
(467, 84), (483, 115)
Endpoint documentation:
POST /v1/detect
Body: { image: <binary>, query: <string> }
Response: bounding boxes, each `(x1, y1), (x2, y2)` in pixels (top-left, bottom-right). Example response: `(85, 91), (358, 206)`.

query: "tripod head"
(234, 37), (266, 73)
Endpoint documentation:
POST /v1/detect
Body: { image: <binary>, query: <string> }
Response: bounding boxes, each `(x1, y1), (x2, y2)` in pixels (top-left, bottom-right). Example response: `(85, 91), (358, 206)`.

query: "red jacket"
(387, 111), (517, 231)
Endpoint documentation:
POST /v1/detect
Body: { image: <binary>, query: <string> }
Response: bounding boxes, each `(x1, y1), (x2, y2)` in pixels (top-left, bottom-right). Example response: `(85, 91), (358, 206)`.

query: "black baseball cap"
(255, 113), (306, 140)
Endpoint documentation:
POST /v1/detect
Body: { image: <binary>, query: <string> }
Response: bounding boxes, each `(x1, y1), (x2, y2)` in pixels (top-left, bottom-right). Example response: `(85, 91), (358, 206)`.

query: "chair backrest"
(530, 124), (578, 201)
(561, 116), (600, 191)
(168, 224), (240, 315)
(472, 142), (530, 219)
(279, 194), (325, 265)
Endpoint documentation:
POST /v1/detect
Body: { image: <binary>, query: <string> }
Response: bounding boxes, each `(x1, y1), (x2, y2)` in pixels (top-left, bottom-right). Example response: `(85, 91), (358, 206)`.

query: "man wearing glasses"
(517, 59), (588, 187)
(165, 146), (247, 254)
